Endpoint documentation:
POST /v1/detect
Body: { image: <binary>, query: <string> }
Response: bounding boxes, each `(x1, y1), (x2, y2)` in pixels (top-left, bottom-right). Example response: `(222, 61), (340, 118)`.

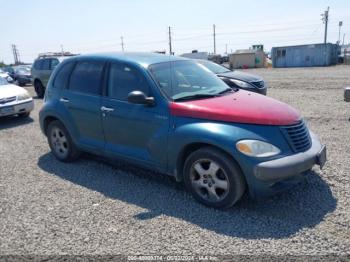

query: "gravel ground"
(0, 65), (349, 257)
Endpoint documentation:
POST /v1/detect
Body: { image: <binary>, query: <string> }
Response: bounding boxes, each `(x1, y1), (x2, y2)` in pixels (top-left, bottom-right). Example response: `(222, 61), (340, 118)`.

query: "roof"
(272, 43), (336, 49)
(76, 52), (188, 68)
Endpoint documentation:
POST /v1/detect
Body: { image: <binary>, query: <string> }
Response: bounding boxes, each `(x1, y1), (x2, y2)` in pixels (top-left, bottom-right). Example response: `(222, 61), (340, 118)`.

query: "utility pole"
(168, 26), (172, 55)
(11, 44), (20, 65)
(121, 36), (125, 52)
(338, 21), (343, 45)
(321, 7), (329, 44)
(225, 43), (227, 54)
(213, 24), (216, 54)
(60, 44), (64, 54)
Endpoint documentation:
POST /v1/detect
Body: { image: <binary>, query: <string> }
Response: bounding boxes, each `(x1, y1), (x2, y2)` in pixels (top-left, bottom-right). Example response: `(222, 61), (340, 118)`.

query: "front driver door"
(101, 62), (169, 170)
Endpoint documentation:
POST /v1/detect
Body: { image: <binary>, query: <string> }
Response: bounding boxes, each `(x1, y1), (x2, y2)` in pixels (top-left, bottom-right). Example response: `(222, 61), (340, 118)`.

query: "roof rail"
(37, 52), (78, 58)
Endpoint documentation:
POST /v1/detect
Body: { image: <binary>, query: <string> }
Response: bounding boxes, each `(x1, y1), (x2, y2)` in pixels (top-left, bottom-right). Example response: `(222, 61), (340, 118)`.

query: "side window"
(108, 63), (149, 101)
(68, 61), (104, 95)
(52, 62), (75, 89)
(42, 59), (51, 70)
(50, 59), (60, 70)
(33, 60), (43, 70)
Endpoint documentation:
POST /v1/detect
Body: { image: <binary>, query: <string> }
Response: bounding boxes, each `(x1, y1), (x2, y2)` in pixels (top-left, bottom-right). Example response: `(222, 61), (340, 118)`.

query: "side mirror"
(127, 91), (155, 106)
(344, 87), (350, 102)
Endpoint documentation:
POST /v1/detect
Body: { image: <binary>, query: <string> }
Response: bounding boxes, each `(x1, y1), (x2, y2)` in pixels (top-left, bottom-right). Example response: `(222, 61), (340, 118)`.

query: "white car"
(0, 77), (34, 117)
(0, 68), (14, 83)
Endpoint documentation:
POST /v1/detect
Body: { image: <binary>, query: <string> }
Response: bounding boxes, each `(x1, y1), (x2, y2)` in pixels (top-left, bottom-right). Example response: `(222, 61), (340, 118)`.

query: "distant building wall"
(181, 52), (208, 60)
(271, 43), (338, 68)
(229, 52), (255, 69)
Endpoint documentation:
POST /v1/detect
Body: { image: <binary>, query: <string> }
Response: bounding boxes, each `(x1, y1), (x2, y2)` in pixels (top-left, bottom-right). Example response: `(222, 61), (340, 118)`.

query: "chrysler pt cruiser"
(39, 53), (326, 208)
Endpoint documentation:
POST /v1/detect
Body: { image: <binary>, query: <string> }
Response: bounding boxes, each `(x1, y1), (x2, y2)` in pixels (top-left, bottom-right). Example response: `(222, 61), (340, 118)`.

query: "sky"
(1, 0), (350, 64)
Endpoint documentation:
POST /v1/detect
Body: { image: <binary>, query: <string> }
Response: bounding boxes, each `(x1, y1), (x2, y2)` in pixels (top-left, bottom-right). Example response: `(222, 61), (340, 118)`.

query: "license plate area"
(316, 145), (327, 169)
(0, 106), (14, 115)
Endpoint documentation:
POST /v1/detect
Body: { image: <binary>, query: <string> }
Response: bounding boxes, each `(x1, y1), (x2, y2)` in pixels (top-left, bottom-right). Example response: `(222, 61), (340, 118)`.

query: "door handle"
(60, 97), (69, 103)
(101, 106), (114, 112)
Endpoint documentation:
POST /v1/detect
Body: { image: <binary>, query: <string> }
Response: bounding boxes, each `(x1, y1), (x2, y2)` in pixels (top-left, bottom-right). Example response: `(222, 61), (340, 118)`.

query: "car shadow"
(37, 153), (337, 239)
(0, 115), (34, 130)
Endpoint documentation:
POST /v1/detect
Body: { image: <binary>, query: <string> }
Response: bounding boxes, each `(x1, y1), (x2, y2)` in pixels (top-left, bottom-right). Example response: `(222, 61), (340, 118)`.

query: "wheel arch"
(175, 142), (246, 185)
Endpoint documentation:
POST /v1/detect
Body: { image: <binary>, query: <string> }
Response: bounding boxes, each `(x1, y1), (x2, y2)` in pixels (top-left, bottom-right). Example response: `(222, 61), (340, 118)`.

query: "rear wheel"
(47, 120), (80, 162)
(34, 80), (45, 98)
(183, 147), (246, 209)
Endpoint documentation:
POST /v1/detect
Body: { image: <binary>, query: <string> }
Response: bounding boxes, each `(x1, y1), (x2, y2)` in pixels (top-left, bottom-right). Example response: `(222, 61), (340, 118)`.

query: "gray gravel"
(0, 65), (349, 256)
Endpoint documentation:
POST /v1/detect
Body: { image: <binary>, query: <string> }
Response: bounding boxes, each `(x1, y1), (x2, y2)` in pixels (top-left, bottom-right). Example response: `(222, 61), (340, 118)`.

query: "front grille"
(251, 80), (265, 89)
(0, 96), (16, 105)
(280, 120), (312, 153)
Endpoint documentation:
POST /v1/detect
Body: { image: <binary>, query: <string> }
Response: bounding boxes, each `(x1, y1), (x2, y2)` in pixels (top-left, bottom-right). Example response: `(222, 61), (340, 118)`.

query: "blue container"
(271, 43), (338, 68)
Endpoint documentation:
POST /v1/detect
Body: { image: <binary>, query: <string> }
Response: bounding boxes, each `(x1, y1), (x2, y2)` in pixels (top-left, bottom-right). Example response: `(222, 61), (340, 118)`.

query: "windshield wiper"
(174, 94), (218, 102)
(217, 88), (234, 95)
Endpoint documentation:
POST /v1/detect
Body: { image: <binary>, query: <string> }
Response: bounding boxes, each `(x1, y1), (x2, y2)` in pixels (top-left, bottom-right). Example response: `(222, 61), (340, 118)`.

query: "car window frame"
(66, 59), (107, 97)
(105, 61), (151, 102)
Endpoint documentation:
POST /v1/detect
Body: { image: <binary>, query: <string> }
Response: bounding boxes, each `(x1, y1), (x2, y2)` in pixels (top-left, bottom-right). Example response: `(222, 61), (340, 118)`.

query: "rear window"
(33, 60), (43, 70)
(68, 61), (105, 95)
(42, 59), (51, 70)
(52, 62), (75, 89)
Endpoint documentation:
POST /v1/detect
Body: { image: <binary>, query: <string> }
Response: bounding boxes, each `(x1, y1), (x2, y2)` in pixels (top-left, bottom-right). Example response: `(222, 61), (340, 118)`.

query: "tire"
(34, 80), (45, 98)
(183, 147), (246, 209)
(18, 112), (30, 118)
(47, 120), (80, 162)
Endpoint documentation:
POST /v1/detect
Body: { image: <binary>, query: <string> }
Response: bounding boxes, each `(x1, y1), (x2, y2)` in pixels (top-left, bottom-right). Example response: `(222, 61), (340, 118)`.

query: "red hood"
(169, 90), (301, 126)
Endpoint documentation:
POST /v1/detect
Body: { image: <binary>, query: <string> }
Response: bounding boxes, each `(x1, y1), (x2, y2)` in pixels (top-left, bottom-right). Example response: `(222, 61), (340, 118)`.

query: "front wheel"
(47, 120), (80, 162)
(183, 147), (246, 209)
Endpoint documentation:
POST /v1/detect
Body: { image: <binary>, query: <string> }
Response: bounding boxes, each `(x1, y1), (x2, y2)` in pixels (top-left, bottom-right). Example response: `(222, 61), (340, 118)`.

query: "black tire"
(47, 120), (80, 162)
(183, 147), (246, 209)
(34, 80), (45, 98)
(18, 112), (30, 118)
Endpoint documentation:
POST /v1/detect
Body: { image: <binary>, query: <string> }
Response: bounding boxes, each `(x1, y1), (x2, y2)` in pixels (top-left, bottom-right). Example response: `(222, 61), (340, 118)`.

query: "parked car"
(0, 76), (34, 117)
(0, 68), (14, 83)
(196, 59), (267, 95)
(32, 55), (74, 98)
(345, 87), (350, 102)
(39, 53), (326, 208)
(6, 66), (33, 86)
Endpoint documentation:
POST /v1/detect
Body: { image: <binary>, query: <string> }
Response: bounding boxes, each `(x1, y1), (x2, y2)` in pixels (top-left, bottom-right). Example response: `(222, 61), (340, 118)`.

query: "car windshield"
(0, 77), (8, 86)
(196, 60), (231, 74)
(149, 60), (231, 101)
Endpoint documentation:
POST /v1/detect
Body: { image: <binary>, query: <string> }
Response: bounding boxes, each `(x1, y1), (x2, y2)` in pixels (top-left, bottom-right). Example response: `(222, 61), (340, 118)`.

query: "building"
(229, 49), (265, 69)
(271, 43), (338, 68)
(181, 51), (208, 60)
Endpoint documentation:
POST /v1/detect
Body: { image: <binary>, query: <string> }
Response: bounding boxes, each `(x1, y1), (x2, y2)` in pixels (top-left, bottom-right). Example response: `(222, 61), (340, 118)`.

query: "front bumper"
(254, 133), (326, 182)
(0, 99), (34, 117)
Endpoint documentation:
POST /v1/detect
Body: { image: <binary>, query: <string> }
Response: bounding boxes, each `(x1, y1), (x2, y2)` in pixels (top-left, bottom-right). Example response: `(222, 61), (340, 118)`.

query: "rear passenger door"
(59, 60), (106, 151)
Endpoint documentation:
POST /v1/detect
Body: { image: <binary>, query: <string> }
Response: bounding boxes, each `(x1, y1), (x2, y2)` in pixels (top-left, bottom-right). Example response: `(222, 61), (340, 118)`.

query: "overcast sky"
(1, 0), (349, 63)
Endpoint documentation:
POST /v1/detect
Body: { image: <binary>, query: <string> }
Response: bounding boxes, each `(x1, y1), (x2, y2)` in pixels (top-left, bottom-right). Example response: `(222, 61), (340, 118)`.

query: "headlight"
(6, 76), (13, 83)
(236, 140), (280, 157)
(17, 92), (31, 101)
(229, 79), (255, 89)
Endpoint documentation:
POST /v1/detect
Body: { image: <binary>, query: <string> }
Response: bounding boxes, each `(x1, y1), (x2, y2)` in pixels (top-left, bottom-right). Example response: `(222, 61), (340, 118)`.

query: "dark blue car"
(39, 52), (326, 208)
